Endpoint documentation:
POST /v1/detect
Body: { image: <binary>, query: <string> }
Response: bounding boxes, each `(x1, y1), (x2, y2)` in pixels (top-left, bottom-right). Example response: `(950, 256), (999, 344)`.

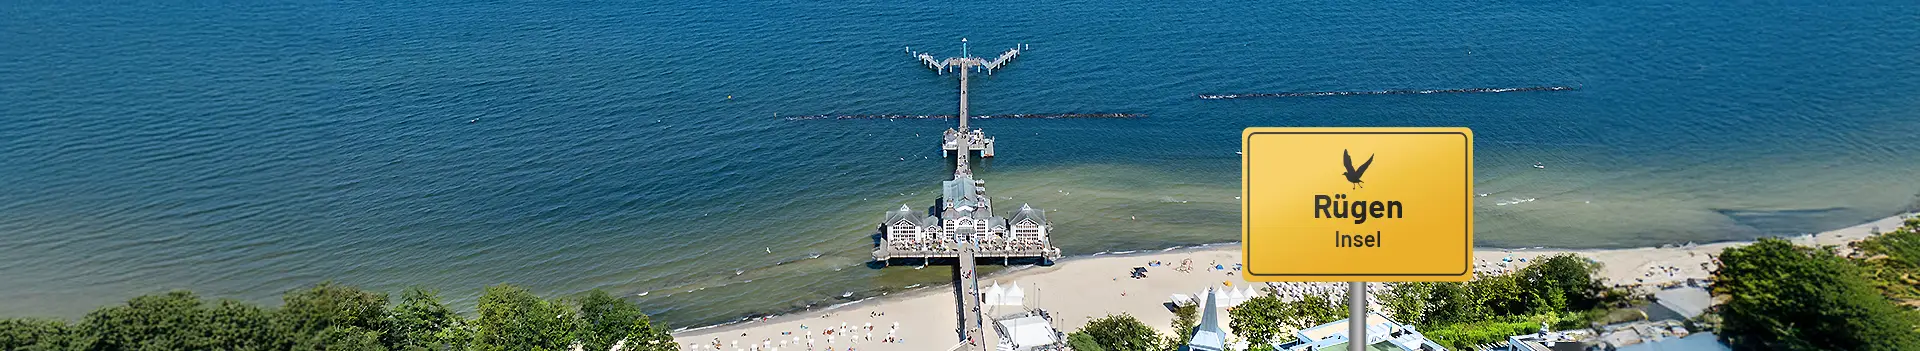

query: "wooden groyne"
(782, 112), (1144, 121)
(1199, 85), (1576, 99)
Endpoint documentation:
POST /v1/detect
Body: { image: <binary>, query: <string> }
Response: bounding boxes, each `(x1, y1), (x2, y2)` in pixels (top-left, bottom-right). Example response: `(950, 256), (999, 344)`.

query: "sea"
(3, 1), (1917, 328)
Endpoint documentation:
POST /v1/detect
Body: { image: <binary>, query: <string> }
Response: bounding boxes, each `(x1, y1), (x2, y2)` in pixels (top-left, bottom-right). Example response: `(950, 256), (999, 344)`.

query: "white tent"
(1242, 287), (1260, 301)
(1225, 288), (1246, 307)
(984, 282), (1005, 303)
(1169, 293), (1194, 306)
(988, 282), (1025, 306)
(1004, 283), (1026, 304)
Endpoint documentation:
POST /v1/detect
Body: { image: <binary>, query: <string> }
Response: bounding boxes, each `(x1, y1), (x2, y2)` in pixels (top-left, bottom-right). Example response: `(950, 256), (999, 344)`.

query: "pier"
(875, 39), (1057, 351)
(912, 41), (1025, 158)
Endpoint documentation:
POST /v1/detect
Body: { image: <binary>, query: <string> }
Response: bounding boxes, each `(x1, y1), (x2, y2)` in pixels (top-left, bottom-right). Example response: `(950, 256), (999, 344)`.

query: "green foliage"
(385, 288), (468, 351)
(576, 289), (676, 351)
(1854, 218), (1920, 301)
(1517, 254), (1609, 310)
(0, 318), (81, 351)
(1470, 273), (1528, 317)
(279, 282), (390, 347)
(1227, 294), (1342, 346)
(79, 290), (219, 350)
(1069, 314), (1164, 351)
(1169, 303), (1198, 338)
(0, 283), (681, 351)
(292, 326), (386, 351)
(472, 285), (576, 351)
(1227, 296), (1287, 345)
(1065, 332), (1105, 351)
(1419, 282), (1484, 327)
(1712, 238), (1920, 350)
(1382, 282), (1431, 324)
(1421, 315), (1554, 350)
(206, 299), (279, 350)
(1288, 295), (1343, 327)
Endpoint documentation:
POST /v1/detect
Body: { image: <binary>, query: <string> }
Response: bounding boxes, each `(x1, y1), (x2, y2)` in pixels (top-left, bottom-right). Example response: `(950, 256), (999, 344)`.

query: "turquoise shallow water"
(2, 1), (1917, 327)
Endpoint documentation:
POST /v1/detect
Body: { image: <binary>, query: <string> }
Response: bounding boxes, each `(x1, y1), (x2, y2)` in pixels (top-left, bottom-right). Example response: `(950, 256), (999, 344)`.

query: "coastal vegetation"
(1710, 221), (1920, 350)
(1067, 253), (1625, 350)
(1371, 254), (1625, 349)
(1065, 314), (1165, 351)
(0, 283), (677, 351)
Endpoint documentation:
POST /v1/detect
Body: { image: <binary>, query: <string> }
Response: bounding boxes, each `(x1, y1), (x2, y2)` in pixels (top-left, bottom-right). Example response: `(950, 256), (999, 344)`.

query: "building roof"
(886, 204), (919, 226)
(1612, 332), (1727, 351)
(1281, 314), (1445, 351)
(997, 315), (1057, 350)
(1010, 203), (1046, 225)
(1651, 287), (1711, 320)
(1188, 288), (1227, 351)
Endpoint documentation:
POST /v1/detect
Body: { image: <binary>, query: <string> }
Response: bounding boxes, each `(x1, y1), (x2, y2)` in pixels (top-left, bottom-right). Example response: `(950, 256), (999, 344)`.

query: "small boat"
(841, 292), (853, 298)
(637, 291), (650, 297)
(1532, 162), (1546, 169)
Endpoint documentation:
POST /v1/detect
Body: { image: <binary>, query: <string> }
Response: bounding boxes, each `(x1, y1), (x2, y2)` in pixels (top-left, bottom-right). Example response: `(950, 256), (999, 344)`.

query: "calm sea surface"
(3, 1), (1917, 327)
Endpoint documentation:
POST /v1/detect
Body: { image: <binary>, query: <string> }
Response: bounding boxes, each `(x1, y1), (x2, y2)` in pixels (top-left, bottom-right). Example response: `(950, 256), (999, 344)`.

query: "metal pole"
(1348, 282), (1366, 351)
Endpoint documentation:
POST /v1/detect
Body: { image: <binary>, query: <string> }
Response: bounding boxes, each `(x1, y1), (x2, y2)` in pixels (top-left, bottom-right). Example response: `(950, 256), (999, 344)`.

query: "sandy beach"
(674, 213), (1914, 351)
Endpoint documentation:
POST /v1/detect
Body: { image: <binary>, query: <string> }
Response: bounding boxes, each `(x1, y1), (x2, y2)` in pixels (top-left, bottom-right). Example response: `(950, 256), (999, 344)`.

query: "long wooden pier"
(875, 40), (1054, 351)
(912, 42), (1026, 158)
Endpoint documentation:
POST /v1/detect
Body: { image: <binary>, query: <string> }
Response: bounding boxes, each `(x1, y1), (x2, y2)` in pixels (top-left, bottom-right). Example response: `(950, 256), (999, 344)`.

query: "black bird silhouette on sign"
(1343, 149), (1374, 189)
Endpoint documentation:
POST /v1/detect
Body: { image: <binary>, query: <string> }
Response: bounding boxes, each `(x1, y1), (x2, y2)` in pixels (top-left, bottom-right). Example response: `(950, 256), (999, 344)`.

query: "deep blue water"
(3, 1), (1917, 327)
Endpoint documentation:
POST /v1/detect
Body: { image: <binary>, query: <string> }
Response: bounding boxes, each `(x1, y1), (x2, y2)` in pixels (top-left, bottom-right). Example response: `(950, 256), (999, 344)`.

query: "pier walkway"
(874, 40), (1050, 351)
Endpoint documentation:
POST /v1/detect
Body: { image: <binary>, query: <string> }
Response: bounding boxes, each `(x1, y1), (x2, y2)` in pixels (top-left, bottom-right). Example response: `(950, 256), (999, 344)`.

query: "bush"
(0, 284), (679, 351)
(1713, 238), (1920, 350)
(1068, 314), (1164, 351)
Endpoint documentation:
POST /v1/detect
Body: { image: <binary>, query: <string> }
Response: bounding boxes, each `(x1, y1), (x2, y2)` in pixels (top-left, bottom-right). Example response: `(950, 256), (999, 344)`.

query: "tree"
(1854, 218), (1920, 301)
(1287, 295), (1342, 327)
(1228, 296), (1288, 345)
(1069, 314), (1164, 351)
(0, 318), (81, 351)
(205, 299), (279, 350)
(1468, 273), (1528, 316)
(278, 282), (390, 347)
(1713, 238), (1920, 350)
(472, 285), (575, 351)
(293, 326), (386, 351)
(1518, 254), (1607, 310)
(1419, 282), (1483, 327)
(1065, 332), (1105, 351)
(1169, 303), (1198, 337)
(577, 290), (676, 351)
(78, 290), (216, 350)
(1382, 282), (1432, 325)
(385, 288), (469, 351)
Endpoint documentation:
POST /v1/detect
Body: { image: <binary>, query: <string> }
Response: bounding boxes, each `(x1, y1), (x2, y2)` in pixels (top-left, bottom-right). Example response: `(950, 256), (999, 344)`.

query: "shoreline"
(672, 212), (1915, 348)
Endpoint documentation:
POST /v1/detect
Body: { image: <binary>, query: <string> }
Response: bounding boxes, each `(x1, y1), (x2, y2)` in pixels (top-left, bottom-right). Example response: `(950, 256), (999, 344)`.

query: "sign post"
(1241, 127), (1474, 350)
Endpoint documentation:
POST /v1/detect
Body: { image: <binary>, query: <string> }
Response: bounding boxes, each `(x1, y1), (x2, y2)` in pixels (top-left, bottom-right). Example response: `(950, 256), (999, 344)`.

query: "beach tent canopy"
(1169, 293), (1194, 306)
(988, 282), (1025, 306)
(985, 283), (1006, 303)
(997, 315), (1057, 350)
(1242, 287), (1260, 301)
